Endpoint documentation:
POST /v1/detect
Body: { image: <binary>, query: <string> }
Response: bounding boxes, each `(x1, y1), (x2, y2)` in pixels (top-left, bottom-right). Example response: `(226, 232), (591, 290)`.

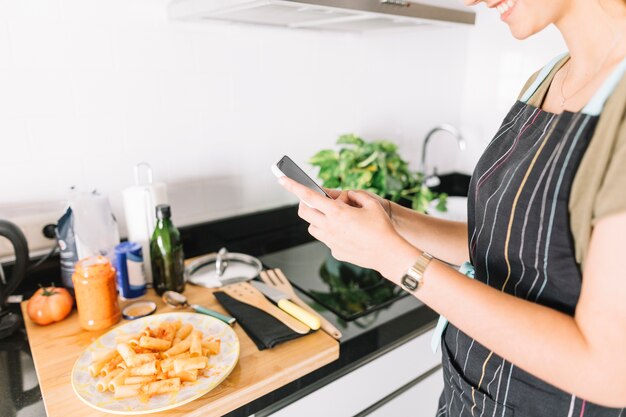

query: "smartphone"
(272, 155), (331, 198)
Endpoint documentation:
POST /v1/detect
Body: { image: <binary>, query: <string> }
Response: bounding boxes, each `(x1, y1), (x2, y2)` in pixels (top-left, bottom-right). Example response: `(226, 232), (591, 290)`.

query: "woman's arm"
(325, 188), (469, 265)
(389, 202), (469, 266)
(283, 179), (626, 407)
(383, 211), (626, 407)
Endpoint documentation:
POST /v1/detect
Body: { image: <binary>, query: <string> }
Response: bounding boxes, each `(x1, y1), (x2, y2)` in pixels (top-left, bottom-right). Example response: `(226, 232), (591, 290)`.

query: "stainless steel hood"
(168, 0), (475, 31)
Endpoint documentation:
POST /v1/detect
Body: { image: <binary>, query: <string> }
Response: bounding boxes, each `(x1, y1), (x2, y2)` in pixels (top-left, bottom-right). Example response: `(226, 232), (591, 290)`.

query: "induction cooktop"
(260, 241), (408, 321)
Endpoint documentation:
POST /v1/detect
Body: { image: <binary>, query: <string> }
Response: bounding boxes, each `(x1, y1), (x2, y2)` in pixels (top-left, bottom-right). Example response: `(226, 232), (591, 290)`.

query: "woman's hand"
(279, 178), (418, 280)
(323, 187), (392, 218)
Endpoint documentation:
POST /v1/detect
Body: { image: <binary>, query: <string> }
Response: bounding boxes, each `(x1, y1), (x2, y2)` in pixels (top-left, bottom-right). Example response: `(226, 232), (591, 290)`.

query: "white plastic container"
(122, 163), (168, 286)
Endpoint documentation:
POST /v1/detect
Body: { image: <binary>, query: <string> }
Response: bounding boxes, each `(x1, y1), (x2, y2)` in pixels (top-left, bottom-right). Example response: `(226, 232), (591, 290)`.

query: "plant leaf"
(436, 193), (448, 212)
(337, 134), (364, 146)
(309, 149), (339, 165)
(310, 133), (443, 213)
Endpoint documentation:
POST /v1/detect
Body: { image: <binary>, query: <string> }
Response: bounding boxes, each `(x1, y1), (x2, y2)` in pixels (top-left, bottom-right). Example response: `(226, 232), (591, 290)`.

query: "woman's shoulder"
(517, 54), (569, 104)
(517, 70), (541, 101)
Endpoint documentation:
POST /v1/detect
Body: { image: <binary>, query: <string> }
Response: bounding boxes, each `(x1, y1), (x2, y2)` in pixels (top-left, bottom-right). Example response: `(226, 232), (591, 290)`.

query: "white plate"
(71, 312), (239, 415)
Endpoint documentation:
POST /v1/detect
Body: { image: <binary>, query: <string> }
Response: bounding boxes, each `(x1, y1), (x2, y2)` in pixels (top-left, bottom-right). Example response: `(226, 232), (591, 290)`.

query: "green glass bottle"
(150, 204), (185, 296)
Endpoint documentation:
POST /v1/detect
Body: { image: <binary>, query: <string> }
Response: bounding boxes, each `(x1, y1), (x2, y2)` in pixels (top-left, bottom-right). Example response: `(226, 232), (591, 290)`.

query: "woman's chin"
(507, 22), (538, 40)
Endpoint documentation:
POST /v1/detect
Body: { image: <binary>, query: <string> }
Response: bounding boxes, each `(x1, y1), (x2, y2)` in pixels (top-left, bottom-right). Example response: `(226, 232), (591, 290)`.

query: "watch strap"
(401, 251), (433, 292)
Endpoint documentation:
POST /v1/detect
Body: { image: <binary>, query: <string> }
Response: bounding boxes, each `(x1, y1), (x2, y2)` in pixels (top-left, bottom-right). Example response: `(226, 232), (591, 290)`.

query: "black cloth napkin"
(214, 291), (309, 350)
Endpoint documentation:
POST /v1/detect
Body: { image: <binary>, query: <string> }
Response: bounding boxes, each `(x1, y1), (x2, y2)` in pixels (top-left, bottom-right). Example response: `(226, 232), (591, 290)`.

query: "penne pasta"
(115, 332), (142, 345)
(88, 319), (222, 402)
(128, 360), (158, 376)
(156, 322), (177, 342)
(92, 349), (117, 363)
(108, 370), (129, 392)
(124, 376), (155, 385)
(96, 368), (123, 392)
(114, 383), (144, 399)
(202, 339), (221, 356)
(173, 356), (208, 375)
(139, 336), (171, 351)
(116, 343), (136, 365)
(125, 353), (159, 368)
(100, 355), (123, 376)
(163, 337), (191, 358)
(189, 331), (202, 358)
(174, 323), (193, 343)
(160, 352), (190, 373)
(89, 350), (118, 377)
(142, 378), (181, 396)
(168, 369), (198, 383)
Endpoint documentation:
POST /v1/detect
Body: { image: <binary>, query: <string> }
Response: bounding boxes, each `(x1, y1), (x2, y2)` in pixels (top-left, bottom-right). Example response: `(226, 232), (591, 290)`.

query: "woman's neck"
(555, 0), (626, 77)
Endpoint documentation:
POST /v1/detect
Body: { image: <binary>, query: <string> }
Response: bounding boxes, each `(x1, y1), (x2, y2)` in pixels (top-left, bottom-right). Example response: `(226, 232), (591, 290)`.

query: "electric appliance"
(0, 220), (29, 339)
(169, 0), (475, 31)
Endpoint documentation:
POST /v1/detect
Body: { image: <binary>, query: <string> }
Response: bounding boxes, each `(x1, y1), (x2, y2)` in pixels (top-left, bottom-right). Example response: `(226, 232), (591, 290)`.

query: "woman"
(279, 0), (626, 415)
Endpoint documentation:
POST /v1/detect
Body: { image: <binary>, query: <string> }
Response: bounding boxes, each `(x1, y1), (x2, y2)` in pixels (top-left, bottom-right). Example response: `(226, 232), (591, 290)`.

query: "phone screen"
(276, 156), (331, 198)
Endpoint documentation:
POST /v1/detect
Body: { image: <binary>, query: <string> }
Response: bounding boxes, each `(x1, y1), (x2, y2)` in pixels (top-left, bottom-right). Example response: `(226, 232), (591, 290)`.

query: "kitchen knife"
(251, 281), (321, 330)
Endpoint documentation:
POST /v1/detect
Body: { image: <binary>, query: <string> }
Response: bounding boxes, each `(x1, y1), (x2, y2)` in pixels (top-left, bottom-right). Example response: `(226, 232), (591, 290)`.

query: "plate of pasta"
(71, 312), (240, 414)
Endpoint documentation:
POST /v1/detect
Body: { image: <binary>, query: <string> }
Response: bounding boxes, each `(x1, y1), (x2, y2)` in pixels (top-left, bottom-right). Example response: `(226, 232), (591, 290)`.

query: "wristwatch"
(401, 251), (434, 292)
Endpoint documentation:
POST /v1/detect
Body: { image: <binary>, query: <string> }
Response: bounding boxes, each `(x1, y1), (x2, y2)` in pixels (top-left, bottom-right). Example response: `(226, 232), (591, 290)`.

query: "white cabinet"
(366, 367), (443, 417)
(269, 328), (440, 417)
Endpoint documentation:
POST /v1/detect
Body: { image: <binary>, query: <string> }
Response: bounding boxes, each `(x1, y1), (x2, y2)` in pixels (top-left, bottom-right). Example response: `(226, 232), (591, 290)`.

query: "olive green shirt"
(518, 56), (626, 268)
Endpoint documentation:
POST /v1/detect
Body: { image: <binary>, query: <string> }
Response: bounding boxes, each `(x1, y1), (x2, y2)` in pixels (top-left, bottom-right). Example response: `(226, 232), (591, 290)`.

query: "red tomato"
(27, 285), (74, 325)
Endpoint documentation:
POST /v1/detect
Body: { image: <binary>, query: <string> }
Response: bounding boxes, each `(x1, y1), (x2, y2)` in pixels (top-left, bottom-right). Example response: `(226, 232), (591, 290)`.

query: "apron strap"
(582, 55), (626, 116)
(519, 52), (569, 104)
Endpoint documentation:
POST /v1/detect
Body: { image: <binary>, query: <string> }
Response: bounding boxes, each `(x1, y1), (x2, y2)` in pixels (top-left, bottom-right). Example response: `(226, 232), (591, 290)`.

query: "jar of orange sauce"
(72, 256), (121, 331)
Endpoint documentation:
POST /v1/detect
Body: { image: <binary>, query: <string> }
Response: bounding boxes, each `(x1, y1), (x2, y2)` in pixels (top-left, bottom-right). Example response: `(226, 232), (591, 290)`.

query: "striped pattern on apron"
(435, 55), (626, 417)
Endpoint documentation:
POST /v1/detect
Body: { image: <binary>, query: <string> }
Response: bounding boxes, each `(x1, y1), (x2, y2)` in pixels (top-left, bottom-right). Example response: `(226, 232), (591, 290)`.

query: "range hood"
(168, 0), (475, 32)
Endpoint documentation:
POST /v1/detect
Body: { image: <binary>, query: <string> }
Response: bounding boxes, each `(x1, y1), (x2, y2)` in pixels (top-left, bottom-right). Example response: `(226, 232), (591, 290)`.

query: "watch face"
(401, 274), (419, 291)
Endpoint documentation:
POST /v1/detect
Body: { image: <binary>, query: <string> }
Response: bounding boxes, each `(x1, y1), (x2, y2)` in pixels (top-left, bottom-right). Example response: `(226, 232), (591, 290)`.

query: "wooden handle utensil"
(221, 282), (310, 335)
(260, 269), (342, 340)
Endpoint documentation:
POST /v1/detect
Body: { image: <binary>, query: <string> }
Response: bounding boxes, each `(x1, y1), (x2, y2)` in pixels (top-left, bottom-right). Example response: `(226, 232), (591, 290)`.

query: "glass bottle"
(150, 204), (185, 295)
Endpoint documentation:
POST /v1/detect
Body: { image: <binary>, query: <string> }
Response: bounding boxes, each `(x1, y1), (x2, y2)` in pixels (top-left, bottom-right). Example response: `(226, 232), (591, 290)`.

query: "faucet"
(420, 124), (467, 179)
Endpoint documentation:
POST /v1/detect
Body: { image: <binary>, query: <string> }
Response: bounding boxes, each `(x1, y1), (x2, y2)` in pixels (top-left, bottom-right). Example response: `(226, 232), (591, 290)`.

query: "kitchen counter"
(0, 205), (439, 417)
(1, 272), (437, 417)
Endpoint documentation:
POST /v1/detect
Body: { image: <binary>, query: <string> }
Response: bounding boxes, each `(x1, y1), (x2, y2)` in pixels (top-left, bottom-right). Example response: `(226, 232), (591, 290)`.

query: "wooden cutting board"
(21, 283), (339, 417)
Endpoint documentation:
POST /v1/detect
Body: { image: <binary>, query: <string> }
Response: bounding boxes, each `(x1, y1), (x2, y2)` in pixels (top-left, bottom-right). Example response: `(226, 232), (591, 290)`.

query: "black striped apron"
(435, 54), (626, 417)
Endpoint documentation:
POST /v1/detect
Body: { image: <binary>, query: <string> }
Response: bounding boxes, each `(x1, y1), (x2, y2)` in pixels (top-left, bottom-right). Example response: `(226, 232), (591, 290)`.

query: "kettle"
(0, 220), (29, 309)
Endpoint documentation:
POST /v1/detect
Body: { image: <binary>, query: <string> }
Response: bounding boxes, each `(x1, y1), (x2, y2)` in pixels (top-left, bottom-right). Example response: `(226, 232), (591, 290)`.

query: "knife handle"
(190, 304), (237, 326)
(277, 299), (321, 330)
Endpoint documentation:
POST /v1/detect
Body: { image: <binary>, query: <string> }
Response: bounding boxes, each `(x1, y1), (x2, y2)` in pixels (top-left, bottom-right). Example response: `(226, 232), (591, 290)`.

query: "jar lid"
(122, 301), (157, 320)
(74, 256), (116, 279)
(185, 249), (262, 288)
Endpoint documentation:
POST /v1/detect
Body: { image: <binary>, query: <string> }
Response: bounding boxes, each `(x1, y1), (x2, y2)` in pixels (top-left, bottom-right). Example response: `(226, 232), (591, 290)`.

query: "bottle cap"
(114, 241), (142, 255)
(156, 204), (171, 220)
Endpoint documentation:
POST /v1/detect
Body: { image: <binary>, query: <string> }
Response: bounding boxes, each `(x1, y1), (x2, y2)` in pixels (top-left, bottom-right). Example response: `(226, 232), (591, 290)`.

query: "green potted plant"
(309, 134), (447, 213)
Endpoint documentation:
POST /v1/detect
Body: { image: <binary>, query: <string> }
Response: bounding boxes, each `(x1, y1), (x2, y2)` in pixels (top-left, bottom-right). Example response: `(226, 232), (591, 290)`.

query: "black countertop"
(0, 205), (437, 417)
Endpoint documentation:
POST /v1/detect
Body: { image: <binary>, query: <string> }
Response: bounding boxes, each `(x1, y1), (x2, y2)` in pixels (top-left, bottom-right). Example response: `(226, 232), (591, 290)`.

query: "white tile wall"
(0, 0), (564, 255)
(0, 18), (11, 71)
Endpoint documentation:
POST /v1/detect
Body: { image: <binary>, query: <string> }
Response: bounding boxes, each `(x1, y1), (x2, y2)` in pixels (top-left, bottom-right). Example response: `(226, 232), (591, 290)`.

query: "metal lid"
(185, 248), (262, 288)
